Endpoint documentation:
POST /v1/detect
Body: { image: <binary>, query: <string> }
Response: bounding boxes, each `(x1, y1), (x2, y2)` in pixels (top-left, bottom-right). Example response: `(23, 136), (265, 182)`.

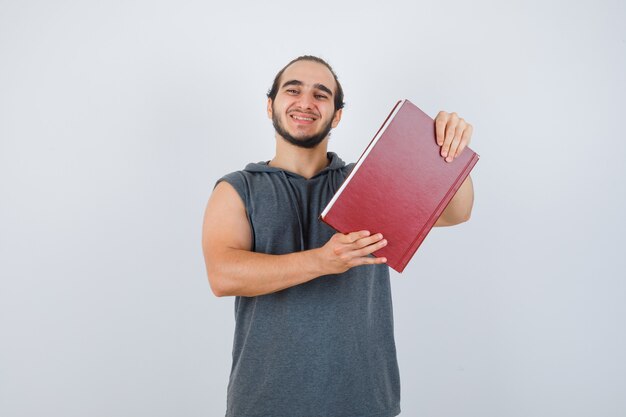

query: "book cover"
(320, 99), (479, 273)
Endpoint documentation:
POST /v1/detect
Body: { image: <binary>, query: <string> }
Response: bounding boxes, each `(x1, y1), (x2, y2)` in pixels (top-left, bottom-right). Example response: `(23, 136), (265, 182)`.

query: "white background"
(1, 0), (625, 416)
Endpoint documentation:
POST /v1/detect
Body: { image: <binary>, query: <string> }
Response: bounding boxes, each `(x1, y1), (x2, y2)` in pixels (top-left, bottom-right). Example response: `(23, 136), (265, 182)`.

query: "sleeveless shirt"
(216, 152), (401, 417)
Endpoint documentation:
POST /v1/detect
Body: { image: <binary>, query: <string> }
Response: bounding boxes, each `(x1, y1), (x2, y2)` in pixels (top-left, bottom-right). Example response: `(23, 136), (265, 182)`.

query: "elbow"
(209, 276), (231, 297)
(461, 210), (472, 223)
(209, 279), (228, 297)
(205, 255), (260, 298)
(206, 265), (233, 297)
(439, 210), (472, 227)
(454, 204), (473, 224)
(454, 212), (471, 225)
(446, 211), (472, 226)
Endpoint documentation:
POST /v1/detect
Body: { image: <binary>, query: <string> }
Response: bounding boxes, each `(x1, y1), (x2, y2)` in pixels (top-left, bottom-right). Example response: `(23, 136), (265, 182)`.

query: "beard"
(272, 110), (334, 149)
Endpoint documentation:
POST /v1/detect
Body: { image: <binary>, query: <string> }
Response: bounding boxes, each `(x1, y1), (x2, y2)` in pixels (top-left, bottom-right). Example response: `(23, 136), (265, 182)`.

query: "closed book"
(320, 99), (479, 273)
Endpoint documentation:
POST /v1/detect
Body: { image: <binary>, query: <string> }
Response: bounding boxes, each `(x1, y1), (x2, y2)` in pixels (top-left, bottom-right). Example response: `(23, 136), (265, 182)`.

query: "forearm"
(208, 248), (326, 297)
(438, 175), (474, 225)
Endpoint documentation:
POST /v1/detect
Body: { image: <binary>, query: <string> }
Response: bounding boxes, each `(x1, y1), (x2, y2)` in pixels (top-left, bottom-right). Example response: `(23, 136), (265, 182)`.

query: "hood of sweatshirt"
(242, 151), (347, 178)
(241, 152), (348, 251)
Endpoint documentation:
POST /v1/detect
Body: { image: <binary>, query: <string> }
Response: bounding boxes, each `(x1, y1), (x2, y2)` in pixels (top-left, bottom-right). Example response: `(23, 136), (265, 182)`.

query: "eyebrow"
(281, 79), (334, 97)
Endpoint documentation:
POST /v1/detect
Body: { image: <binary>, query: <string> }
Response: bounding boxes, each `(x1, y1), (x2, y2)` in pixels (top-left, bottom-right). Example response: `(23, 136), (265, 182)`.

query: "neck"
(269, 136), (330, 179)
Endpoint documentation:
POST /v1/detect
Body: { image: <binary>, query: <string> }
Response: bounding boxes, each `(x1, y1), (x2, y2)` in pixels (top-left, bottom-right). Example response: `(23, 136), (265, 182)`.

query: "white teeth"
(292, 115), (314, 121)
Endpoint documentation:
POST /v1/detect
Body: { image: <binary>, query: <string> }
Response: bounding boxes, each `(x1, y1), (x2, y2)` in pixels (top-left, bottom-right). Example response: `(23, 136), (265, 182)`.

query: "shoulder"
(214, 169), (258, 203)
(338, 162), (356, 181)
(215, 170), (249, 190)
(213, 168), (279, 214)
(206, 169), (256, 233)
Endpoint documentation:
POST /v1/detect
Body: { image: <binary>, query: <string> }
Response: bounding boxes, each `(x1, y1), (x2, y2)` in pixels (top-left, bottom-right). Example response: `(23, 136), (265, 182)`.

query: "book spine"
(320, 100), (404, 220)
(396, 153), (480, 272)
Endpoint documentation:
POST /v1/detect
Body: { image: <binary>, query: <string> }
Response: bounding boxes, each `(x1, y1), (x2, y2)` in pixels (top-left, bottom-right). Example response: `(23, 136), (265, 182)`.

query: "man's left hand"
(435, 111), (473, 163)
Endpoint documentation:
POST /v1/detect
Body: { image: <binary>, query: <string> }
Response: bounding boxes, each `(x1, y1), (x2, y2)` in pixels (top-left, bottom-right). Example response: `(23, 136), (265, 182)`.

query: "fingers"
(347, 232), (388, 266)
(440, 112), (459, 161)
(352, 236), (387, 257)
(324, 230), (387, 273)
(351, 233), (384, 249)
(435, 111), (447, 146)
(454, 124), (473, 158)
(332, 230), (371, 256)
(352, 255), (388, 267)
(331, 231), (388, 267)
(352, 234), (387, 256)
(447, 127), (462, 162)
(344, 230), (370, 243)
(435, 111), (473, 163)
(337, 231), (385, 252)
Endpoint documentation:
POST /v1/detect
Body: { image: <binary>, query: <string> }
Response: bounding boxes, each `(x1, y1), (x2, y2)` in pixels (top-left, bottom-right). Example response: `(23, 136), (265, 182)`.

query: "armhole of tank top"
(216, 173), (255, 249)
(215, 173), (248, 211)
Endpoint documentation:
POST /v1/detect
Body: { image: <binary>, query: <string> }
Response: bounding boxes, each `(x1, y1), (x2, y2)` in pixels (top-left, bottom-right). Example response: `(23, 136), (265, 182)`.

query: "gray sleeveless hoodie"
(216, 152), (400, 417)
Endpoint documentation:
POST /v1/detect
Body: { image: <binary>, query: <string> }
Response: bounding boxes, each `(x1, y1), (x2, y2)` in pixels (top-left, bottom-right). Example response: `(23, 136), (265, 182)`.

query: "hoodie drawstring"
(281, 171), (305, 251)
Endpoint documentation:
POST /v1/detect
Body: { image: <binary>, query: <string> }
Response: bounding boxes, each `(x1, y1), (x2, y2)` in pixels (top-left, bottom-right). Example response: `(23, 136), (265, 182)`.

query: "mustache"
(288, 109), (319, 117)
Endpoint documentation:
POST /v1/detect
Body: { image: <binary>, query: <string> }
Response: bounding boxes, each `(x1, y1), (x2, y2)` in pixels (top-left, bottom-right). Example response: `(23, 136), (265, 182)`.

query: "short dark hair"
(266, 55), (345, 111)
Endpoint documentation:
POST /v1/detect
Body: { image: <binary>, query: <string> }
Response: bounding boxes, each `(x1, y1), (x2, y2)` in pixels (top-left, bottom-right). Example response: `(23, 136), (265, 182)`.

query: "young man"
(202, 55), (474, 417)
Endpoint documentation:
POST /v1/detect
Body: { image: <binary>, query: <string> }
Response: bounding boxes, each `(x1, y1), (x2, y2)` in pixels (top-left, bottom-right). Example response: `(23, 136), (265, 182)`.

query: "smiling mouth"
(289, 113), (318, 122)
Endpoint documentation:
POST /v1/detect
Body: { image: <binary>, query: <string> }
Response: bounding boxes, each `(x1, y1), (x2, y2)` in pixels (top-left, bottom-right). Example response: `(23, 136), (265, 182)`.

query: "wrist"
(305, 248), (328, 278)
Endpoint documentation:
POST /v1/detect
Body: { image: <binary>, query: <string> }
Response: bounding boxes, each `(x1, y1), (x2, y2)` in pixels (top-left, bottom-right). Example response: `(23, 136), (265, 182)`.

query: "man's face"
(268, 60), (342, 149)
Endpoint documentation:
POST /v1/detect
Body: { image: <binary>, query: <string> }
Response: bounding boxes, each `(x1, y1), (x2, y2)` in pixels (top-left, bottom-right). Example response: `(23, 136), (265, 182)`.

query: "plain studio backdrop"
(1, 0), (624, 416)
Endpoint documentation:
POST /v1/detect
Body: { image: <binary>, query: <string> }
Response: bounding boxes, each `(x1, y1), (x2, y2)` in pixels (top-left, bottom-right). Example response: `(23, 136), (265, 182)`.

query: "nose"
(296, 90), (315, 110)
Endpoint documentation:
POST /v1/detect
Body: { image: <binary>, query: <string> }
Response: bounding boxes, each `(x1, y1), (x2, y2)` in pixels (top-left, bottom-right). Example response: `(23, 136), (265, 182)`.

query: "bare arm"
(202, 181), (387, 297)
(434, 175), (474, 227)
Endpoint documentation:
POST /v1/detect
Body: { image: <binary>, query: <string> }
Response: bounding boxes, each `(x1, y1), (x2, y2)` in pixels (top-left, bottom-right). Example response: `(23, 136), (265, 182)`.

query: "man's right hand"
(316, 230), (388, 275)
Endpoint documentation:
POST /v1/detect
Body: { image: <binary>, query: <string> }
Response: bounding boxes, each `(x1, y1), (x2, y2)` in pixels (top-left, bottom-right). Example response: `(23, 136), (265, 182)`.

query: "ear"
(267, 98), (273, 119)
(331, 108), (342, 128)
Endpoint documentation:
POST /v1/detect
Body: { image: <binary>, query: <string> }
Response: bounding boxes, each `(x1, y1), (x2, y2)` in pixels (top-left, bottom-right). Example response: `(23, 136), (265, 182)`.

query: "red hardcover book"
(320, 99), (480, 273)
